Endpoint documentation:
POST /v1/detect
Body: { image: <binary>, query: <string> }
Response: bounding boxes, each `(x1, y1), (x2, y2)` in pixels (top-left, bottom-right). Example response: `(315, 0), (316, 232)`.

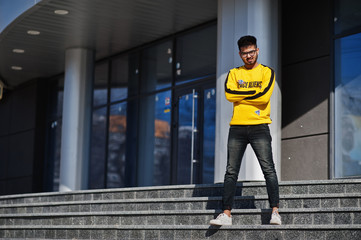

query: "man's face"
(239, 45), (259, 66)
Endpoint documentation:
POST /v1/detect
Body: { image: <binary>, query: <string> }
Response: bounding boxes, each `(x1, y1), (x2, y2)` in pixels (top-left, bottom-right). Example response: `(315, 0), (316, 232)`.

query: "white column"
(59, 48), (94, 191)
(215, 0), (281, 182)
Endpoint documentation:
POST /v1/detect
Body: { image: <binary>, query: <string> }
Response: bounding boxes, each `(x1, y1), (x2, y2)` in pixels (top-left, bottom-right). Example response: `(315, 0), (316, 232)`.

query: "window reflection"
(176, 92), (198, 184)
(141, 41), (172, 92)
(111, 54), (139, 102)
(49, 119), (62, 192)
(335, 32), (361, 177)
(44, 77), (64, 192)
(47, 23), (217, 191)
(138, 91), (171, 186)
(203, 88), (216, 183)
(93, 62), (108, 107)
(86, 23), (216, 188)
(154, 91), (172, 185)
(111, 56), (128, 102)
(89, 107), (107, 189)
(176, 25), (217, 85)
(107, 102), (128, 188)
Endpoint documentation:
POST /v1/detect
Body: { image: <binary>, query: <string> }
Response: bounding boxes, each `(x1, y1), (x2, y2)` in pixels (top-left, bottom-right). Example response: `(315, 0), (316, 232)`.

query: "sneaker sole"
(210, 222), (232, 226)
(270, 221), (282, 225)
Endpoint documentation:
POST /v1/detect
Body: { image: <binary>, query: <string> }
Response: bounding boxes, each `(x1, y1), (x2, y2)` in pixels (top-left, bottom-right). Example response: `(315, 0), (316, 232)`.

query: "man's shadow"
(201, 182), (271, 237)
(203, 183), (245, 237)
(205, 222), (222, 237)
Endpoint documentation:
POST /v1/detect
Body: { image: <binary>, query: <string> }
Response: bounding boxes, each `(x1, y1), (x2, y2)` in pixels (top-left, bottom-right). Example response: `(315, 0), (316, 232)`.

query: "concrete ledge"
(2, 226), (361, 240)
(1, 207), (361, 217)
(1, 179), (361, 201)
(2, 192), (361, 204)
(1, 224), (361, 230)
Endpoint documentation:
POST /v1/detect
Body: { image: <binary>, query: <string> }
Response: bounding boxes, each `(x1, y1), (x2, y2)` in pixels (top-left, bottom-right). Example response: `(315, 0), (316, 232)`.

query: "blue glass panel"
(202, 88), (216, 183)
(177, 91), (198, 184)
(153, 90), (172, 185)
(107, 102), (128, 188)
(335, 32), (361, 177)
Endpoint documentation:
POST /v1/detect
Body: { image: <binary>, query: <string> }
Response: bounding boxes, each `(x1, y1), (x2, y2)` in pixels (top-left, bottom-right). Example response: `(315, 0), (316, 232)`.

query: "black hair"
(237, 35), (257, 50)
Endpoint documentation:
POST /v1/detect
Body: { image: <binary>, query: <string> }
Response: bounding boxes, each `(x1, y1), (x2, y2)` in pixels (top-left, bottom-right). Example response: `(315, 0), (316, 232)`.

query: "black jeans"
(222, 124), (279, 210)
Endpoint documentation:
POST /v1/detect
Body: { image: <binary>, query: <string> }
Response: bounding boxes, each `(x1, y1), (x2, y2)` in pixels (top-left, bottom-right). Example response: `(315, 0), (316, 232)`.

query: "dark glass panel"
(107, 102), (128, 188)
(93, 62), (108, 107)
(141, 41), (173, 92)
(176, 25), (216, 85)
(335, 0), (361, 34)
(89, 107), (107, 189)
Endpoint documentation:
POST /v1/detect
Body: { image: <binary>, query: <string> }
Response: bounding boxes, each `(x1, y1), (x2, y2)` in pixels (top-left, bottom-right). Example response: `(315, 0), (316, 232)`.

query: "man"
(210, 35), (281, 226)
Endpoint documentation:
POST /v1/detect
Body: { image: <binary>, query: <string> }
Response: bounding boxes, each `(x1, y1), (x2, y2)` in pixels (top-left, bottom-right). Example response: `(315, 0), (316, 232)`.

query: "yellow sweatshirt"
(224, 64), (275, 125)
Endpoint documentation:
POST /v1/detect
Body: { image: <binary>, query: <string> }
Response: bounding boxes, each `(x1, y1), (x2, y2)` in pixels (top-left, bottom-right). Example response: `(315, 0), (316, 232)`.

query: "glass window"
(89, 107), (107, 189)
(46, 119), (62, 192)
(334, 32), (361, 178)
(87, 23), (216, 189)
(111, 53), (139, 102)
(93, 62), (108, 107)
(141, 41), (173, 92)
(138, 91), (172, 186)
(154, 91), (172, 185)
(176, 91), (198, 184)
(44, 77), (64, 192)
(334, 0), (361, 35)
(128, 54), (140, 97)
(202, 87), (216, 183)
(46, 76), (64, 119)
(176, 25), (217, 85)
(123, 99), (138, 187)
(111, 56), (128, 102)
(107, 102), (128, 188)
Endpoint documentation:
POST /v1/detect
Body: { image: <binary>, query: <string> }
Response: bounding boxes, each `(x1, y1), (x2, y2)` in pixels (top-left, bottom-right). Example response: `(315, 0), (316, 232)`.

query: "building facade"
(0, 0), (360, 195)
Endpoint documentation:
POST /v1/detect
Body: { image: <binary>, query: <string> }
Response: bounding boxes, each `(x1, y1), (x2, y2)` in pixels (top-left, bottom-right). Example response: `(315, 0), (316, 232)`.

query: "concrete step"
(0, 193), (360, 214)
(1, 207), (361, 226)
(1, 180), (361, 239)
(0, 179), (360, 205)
(1, 224), (361, 239)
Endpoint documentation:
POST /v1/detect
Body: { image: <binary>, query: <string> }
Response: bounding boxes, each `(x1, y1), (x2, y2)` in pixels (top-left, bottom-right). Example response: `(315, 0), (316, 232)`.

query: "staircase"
(0, 179), (361, 239)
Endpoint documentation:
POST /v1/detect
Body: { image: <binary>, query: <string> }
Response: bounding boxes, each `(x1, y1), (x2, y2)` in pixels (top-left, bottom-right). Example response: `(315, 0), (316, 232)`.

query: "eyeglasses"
(240, 50), (257, 58)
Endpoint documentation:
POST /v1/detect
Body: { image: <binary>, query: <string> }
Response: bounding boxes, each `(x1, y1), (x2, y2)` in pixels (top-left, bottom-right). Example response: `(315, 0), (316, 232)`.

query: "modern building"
(0, 0), (360, 196)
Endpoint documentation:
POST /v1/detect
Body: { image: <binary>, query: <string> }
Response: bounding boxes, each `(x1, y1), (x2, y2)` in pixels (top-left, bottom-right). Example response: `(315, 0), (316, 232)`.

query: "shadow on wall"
(281, 0), (330, 129)
(281, 57), (330, 129)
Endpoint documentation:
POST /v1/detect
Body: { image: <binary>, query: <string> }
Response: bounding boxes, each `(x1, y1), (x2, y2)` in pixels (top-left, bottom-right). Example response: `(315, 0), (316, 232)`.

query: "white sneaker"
(210, 213), (232, 226)
(270, 211), (282, 225)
